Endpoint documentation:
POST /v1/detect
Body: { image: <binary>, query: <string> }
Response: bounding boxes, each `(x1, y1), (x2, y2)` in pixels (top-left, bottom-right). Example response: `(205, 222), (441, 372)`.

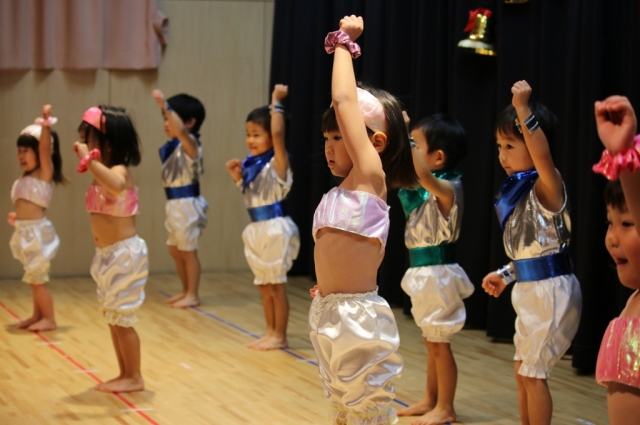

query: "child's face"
(324, 130), (353, 177)
(606, 205), (640, 290)
(17, 146), (38, 172)
(496, 131), (535, 176)
(245, 121), (273, 156)
(411, 128), (445, 171)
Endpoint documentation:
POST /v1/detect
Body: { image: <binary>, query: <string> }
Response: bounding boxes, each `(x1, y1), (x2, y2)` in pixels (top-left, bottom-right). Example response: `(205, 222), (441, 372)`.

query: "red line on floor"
(0, 300), (159, 425)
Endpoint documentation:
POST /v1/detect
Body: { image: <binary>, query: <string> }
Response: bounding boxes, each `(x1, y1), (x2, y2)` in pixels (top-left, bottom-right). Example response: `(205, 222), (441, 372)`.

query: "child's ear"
(435, 149), (446, 167)
(371, 132), (388, 154)
(184, 117), (196, 131)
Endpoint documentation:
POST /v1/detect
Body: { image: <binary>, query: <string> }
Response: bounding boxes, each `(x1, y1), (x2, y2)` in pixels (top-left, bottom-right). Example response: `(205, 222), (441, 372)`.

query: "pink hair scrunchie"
(325, 30), (361, 59)
(593, 134), (640, 180)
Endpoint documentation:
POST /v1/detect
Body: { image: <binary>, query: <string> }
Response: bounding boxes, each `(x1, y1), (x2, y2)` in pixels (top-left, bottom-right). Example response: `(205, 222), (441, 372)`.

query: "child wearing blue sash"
(396, 113), (474, 425)
(482, 81), (582, 425)
(152, 90), (207, 309)
(225, 84), (300, 351)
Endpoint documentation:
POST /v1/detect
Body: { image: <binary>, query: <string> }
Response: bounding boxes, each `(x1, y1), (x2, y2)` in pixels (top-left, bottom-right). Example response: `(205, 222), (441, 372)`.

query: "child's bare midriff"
(90, 214), (137, 248)
(314, 228), (383, 296)
(14, 199), (45, 220)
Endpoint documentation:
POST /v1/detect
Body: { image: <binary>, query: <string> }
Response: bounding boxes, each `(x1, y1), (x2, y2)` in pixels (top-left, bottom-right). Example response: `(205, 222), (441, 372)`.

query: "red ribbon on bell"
(464, 8), (493, 32)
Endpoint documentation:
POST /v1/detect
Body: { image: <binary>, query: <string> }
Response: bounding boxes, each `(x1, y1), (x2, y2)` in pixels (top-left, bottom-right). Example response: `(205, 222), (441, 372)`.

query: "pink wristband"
(35, 116), (58, 127)
(592, 135), (640, 180)
(77, 149), (101, 173)
(324, 30), (361, 59)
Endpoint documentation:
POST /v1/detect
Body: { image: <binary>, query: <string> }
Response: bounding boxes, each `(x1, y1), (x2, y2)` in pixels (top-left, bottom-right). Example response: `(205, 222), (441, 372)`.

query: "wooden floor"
(0, 272), (607, 425)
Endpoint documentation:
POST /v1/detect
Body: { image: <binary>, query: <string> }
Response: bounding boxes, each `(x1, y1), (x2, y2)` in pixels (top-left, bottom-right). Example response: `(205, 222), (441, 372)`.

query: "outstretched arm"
(595, 96), (640, 235)
(73, 142), (128, 194)
(271, 84), (289, 181)
(512, 81), (564, 212)
(152, 89), (200, 160)
(38, 105), (54, 182)
(331, 16), (385, 195)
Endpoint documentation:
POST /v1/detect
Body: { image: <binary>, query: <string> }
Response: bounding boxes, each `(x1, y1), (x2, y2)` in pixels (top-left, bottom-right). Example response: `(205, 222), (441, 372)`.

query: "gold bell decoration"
(458, 8), (497, 56)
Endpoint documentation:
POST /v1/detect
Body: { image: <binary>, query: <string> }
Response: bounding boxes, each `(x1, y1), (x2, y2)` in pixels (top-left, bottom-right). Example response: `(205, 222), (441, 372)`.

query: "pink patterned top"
(596, 315), (640, 389)
(11, 176), (52, 208)
(312, 187), (390, 250)
(85, 185), (139, 217)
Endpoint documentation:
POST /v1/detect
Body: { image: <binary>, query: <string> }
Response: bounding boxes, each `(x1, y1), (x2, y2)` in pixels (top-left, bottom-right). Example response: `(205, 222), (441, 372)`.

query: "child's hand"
(511, 80), (533, 112)
(595, 95), (638, 155)
(73, 141), (89, 160)
(310, 285), (319, 298)
(272, 84), (288, 103)
(226, 159), (243, 181)
(339, 15), (364, 42)
(7, 212), (16, 227)
(482, 272), (506, 298)
(151, 89), (166, 109)
(42, 104), (52, 119)
(402, 111), (410, 132)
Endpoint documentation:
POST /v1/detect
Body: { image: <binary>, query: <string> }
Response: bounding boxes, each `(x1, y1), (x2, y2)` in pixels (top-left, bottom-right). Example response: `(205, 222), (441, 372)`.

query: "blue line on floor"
(158, 290), (409, 407)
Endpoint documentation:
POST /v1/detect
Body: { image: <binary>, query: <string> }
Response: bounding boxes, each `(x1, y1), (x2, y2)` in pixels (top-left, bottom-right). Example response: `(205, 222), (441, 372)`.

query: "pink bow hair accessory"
(82, 106), (106, 133)
(356, 88), (386, 133)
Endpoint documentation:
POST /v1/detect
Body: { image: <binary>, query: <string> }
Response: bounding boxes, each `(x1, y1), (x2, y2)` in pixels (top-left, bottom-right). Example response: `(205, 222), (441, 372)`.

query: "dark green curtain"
(271, 0), (640, 373)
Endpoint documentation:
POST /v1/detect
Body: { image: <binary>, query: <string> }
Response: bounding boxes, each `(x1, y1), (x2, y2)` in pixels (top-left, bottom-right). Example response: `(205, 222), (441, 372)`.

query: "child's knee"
(168, 245), (181, 259)
(426, 341), (450, 356)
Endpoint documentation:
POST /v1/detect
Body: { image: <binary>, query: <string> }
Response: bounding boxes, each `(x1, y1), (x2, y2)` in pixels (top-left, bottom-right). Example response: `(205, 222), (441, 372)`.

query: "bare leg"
(17, 284), (42, 329)
(171, 250), (201, 308)
(96, 325), (125, 390)
(253, 284), (288, 350)
(27, 285), (56, 332)
(398, 338), (437, 416)
(607, 382), (640, 425)
(515, 361), (530, 425)
(96, 325), (144, 393)
(521, 375), (552, 425)
(248, 285), (276, 349)
(413, 342), (457, 425)
(166, 246), (188, 304)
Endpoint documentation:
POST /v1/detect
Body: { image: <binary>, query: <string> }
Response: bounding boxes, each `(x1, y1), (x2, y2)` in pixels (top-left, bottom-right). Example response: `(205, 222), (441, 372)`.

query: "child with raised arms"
(9, 104), (66, 331)
(482, 81), (582, 425)
(593, 95), (640, 424)
(152, 91), (207, 308)
(74, 105), (147, 392)
(310, 15), (417, 425)
(397, 113), (474, 425)
(225, 84), (300, 351)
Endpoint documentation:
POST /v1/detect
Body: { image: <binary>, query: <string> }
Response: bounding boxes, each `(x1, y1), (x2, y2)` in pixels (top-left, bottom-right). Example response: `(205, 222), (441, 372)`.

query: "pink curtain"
(0, 0), (168, 70)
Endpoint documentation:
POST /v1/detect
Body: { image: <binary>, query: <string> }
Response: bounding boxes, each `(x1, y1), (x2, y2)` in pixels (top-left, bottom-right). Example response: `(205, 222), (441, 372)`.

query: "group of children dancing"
(7, 14), (639, 425)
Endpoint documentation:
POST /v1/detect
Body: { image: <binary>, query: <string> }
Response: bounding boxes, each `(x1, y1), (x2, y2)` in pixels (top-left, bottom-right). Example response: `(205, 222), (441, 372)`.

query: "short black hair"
(604, 180), (627, 212)
(82, 105), (141, 167)
(167, 94), (206, 134)
(246, 105), (271, 134)
(495, 102), (558, 151)
(411, 114), (468, 170)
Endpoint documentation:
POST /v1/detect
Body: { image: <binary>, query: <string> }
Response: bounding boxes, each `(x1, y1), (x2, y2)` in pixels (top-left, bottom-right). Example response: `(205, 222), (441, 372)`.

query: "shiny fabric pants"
(91, 235), (148, 327)
(512, 273), (582, 378)
(309, 289), (403, 425)
(10, 217), (59, 284)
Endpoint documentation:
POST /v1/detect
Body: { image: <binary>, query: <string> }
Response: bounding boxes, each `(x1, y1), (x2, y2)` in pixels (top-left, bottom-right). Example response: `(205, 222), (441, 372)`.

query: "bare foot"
(250, 336), (288, 351)
(16, 316), (41, 329)
(412, 406), (456, 425)
(165, 292), (185, 304)
(397, 400), (435, 417)
(27, 318), (57, 332)
(247, 335), (270, 348)
(95, 376), (144, 393)
(171, 296), (200, 309)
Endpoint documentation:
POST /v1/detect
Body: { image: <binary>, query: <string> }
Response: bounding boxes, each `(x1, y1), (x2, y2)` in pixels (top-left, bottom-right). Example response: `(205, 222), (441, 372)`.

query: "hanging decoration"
(458, 8), (497, 56)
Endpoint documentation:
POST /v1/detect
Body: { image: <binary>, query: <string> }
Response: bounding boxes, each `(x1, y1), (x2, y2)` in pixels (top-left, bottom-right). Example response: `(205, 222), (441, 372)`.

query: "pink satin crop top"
(11, 176), (52, 209)
(312, 187), (390, 249)
(85, 185), (140, 217)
